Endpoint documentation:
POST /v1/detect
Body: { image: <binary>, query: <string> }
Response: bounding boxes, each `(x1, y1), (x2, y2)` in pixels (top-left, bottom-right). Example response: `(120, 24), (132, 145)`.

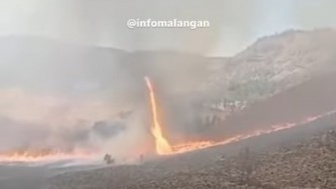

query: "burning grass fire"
(143, 76), (336, 155)
(0, 148), (95, 163)
(0, 76), (336, 163)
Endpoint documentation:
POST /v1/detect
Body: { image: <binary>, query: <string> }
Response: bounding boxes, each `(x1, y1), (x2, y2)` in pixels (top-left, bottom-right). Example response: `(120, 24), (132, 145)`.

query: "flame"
(145, 76), (173, 155)
(0, 76), (335, 163)
(144, 76), (336, 156)
(0, 148), (95, 163)
(169, 110), (336, 154)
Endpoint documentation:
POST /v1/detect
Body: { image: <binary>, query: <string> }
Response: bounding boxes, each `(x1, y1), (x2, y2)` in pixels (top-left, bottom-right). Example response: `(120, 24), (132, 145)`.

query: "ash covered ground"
(0, 158), (107, 189)
(44, 112), (336, 189)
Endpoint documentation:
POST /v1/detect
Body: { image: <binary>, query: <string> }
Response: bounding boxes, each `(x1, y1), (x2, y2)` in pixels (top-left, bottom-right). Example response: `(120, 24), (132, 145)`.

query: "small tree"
(104, 153), (115, 164)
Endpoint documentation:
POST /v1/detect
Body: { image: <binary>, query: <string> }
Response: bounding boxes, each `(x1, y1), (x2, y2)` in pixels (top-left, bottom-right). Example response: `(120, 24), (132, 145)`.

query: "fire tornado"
(144, 76), (173, 155)
(0, 77), (333, 162)
(143, 77), (336, 156)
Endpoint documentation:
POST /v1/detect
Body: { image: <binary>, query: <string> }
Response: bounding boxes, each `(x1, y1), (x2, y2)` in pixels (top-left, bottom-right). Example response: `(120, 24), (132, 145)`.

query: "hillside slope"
(212, 71), (336, 140)
(200, 29), (336, 103)
(0, 36), (214, 97)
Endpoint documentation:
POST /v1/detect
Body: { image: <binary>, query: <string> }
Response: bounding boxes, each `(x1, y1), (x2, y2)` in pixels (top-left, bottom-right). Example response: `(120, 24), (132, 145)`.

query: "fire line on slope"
(144, 77), (336, 156)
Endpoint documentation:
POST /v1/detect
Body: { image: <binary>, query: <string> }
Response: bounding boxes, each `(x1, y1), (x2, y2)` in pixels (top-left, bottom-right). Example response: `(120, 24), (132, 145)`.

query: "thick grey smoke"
(292, 0), (336, 30)
(0, 0), (260, 56)
(1, 0), (336, 161)
(0, 89), (151, 159)
(1, 1), (336, 56)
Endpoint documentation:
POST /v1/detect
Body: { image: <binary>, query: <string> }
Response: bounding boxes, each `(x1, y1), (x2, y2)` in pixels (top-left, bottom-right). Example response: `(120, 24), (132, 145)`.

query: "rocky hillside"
(199, 29), (336, 104)
(176, 29), (336, 139)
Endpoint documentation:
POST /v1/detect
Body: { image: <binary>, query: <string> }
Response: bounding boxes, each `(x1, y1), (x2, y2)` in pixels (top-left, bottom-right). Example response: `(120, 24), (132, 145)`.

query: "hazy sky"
(0, 0), (335, 56)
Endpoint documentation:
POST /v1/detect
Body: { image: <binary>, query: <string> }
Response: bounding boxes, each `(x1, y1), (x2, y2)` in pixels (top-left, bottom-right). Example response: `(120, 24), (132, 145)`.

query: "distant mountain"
(0, 36), (215, 99)
(0, 36), (126, 94)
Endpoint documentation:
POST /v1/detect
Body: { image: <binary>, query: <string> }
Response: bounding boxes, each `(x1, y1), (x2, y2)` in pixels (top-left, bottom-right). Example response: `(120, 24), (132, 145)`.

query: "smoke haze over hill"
(1, 2), (336, 188)
(1, 0), (336, 56)
(0, 29), (336, 159)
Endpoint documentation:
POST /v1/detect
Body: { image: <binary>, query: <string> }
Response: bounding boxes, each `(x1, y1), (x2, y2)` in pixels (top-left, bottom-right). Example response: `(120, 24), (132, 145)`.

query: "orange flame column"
(144, 76), (172, 155)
